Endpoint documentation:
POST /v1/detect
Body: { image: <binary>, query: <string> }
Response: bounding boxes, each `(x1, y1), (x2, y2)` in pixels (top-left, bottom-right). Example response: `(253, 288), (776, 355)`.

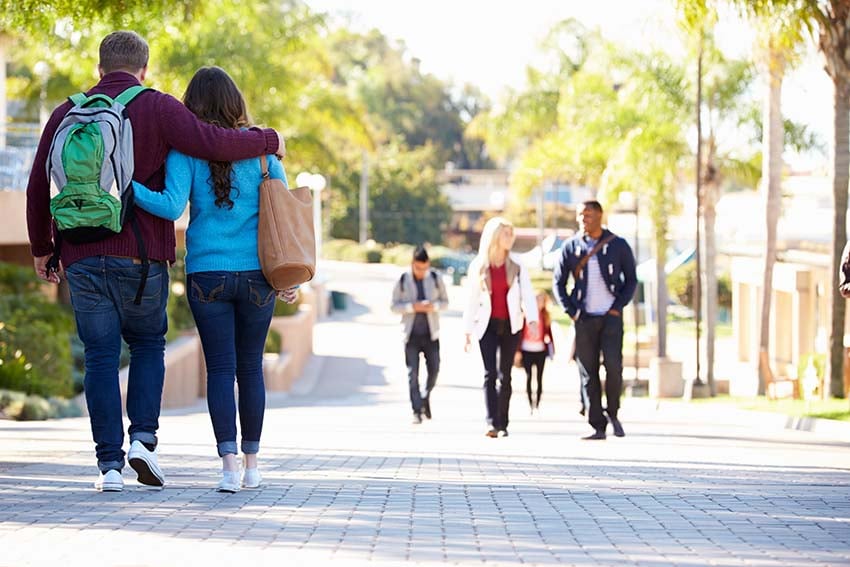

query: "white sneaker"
(217, 470), (241, 493)
(128, 440), (165, 488)
(242, 468), (262, 489)
(94, 469), (124, 492)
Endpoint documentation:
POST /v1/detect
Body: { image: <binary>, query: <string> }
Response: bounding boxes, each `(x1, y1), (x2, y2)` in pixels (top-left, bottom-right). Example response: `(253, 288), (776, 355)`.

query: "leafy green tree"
(329, 140), (451, 245)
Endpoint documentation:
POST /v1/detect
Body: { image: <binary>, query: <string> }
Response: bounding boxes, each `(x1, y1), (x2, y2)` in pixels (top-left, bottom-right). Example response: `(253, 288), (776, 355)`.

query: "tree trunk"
(819, 1), (850, 399)
(757, 48), (784, 396)
(656, 226), (668, 359)
(0, 34), (7, 149)
(829, 84), (849, 398)
(703, 178), (719, 395)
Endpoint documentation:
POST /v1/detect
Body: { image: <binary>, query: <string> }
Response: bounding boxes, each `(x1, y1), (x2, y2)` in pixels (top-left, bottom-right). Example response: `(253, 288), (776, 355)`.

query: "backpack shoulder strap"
(68, 93), (88, 106)
(430, 270), (438, 284)
(114, 85), (151, 107)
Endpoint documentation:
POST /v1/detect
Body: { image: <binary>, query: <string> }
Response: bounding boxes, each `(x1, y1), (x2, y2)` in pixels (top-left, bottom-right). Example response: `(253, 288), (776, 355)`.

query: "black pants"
(479, 319), (520, 431)
(574, 314), (624, 432)
(522, 350), (547, 408)
(405, 334), (440, 415)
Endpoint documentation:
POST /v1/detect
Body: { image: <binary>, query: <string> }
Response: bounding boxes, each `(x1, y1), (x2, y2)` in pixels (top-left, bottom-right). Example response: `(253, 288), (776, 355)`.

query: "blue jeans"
(187, 270), (275, 457)
(65, 256), (169, 473)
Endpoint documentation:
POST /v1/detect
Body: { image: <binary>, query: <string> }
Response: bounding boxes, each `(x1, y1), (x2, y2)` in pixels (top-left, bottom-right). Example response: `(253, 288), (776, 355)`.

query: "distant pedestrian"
(391, 246), (449, 424)
(553, 201), (637, 440)
(519, 290), (554, 414)
(463, 217), (538, 438)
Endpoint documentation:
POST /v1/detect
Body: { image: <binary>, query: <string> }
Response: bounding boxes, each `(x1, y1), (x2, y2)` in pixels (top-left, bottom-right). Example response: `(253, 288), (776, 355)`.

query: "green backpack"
(47, 85), (149, 242)
(46, 85), (152, 303)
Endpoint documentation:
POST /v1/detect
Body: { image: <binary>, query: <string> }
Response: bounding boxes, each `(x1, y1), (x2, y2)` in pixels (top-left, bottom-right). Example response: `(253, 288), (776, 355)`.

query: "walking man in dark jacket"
(554, 200), (637, 440)
(26, 30), (283, 491)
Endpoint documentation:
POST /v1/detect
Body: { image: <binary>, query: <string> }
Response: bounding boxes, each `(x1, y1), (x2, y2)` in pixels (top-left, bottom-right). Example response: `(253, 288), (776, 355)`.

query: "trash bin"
(330, 290), (348, 311)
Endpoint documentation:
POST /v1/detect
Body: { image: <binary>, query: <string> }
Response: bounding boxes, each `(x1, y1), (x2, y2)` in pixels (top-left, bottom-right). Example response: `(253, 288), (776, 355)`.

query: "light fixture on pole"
(296, 171), (326, 259)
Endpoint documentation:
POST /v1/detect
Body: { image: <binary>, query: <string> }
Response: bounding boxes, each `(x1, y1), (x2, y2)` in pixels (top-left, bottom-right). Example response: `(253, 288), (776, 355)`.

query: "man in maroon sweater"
(26, 31), (283, 492)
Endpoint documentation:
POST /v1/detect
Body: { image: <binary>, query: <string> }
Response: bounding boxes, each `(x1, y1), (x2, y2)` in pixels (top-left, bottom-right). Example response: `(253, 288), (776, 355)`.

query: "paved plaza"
(1, 261), (850, 566)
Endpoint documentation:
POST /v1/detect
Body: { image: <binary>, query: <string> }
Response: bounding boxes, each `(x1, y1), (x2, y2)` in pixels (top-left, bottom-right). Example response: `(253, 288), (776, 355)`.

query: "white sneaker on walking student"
(94, 469), (123, 492)
(128, 439), (165, 488)
(217, 470), (241, 493)
(242, 467), (262, 489)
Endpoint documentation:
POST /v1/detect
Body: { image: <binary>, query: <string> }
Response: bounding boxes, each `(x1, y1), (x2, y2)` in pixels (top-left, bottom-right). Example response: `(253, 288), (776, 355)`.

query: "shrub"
(48, 396), (83, 418)
(18, 395), (51, 421)
(0, 290), (74, 398)
(666, 261), (732, 311)
(382, 243), (415, 266)
(265, 329), (282, 354)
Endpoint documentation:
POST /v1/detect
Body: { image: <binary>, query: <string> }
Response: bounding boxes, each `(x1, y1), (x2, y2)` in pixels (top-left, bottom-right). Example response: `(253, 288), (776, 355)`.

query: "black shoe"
(412, 413), (423, 425)
(485, 428), (498, 438)
(422, 398), (431, 420)
(609, 415), (625, 437)
(582, 430), (606, 440)
(498, 430), (509, 438)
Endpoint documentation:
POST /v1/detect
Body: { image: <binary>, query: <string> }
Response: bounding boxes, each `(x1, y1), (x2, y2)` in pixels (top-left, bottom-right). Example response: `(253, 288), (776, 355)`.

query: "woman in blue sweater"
(133, 66), (296, 493)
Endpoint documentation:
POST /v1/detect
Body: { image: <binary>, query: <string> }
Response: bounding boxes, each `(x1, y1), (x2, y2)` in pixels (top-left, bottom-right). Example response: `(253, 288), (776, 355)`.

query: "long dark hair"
(182, 66), (250, 209)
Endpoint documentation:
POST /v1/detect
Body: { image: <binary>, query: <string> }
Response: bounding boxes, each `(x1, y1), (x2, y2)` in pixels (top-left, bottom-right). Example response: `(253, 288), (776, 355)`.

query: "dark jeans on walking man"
(574, 313), (624, 433)
(405, 334), (440, 416)
(188, 270), (275, 457)
(66, 256), (169, 472)
(480, 319), (521, 432)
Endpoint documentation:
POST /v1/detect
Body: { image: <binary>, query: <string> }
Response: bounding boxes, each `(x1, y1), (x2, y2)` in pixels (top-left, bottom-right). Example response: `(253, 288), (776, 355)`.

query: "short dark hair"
(99, 31), (149, 73)
(413, 246), (429, 263)
(581, 200), (603, 213)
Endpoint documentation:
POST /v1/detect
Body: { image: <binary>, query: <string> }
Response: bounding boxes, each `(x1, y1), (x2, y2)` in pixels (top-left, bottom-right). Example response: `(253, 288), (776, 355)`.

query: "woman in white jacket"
(463, 217), (539, 437)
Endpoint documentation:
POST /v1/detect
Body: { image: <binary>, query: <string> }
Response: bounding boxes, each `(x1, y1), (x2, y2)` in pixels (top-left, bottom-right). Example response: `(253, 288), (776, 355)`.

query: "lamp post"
(296, 171), (326, 259)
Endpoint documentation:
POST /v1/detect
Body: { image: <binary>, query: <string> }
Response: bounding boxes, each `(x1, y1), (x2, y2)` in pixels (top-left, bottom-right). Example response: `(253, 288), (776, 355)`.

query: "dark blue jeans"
(405, 334), (439, 415)
(187, 270), (275, 458)
(65, 256), (169, 473)
(478, 319), (520, 431)
(574, 313), (624, 432)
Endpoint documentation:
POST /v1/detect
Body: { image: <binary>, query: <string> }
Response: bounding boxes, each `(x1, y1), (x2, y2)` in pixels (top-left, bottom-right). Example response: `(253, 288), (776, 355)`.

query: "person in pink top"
(463, 217), (538, 438)
(518, 291), (555, 414)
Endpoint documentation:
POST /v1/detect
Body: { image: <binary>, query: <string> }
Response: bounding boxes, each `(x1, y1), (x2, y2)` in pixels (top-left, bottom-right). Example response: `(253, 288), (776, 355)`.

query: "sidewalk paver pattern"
(1, 261), (849, 566)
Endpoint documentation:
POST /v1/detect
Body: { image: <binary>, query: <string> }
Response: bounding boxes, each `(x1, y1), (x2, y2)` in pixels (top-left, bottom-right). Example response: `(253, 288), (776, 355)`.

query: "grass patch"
(683, 395), (850, 422)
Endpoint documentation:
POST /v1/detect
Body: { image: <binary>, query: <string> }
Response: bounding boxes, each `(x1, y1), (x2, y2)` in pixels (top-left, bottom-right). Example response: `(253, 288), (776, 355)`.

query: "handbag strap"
(573, 234), (616, 279)
(259, 155), (270, 180)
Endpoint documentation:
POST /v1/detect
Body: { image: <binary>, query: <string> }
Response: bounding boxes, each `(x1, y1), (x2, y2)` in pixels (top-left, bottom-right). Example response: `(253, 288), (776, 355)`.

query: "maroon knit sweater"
(26, 71), (280, 266)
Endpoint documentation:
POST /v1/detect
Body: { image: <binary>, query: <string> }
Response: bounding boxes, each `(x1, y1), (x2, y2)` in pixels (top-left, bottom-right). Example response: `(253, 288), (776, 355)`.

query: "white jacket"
(462, 253), (539, 340)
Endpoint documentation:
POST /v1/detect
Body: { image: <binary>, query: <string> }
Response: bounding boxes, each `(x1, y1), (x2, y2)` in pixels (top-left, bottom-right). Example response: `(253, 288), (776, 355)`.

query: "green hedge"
(0, 263), (75, 398)
(0, 389), (83, 421)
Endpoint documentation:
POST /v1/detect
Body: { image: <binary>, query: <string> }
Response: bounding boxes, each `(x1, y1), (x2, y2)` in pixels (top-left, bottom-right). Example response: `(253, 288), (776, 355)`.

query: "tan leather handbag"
(257, 155), (316, 290)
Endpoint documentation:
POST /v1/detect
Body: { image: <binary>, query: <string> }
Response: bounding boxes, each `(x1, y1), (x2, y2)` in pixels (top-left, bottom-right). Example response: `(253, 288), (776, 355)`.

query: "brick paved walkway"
(1, 261), (849, 566)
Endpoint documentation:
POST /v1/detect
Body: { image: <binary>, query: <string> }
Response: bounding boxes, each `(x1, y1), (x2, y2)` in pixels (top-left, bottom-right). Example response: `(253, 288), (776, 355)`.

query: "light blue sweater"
(132, 150), (288, 274)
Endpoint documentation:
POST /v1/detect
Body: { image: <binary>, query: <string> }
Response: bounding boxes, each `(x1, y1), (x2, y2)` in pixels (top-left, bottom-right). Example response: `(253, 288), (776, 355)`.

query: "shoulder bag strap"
(573, 234), (616, 279)
(259, 154), (270, 179)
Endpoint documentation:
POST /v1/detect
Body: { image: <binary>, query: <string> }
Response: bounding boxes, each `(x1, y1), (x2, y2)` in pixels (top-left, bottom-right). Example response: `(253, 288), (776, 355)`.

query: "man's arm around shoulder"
(155, 93), (281, 162)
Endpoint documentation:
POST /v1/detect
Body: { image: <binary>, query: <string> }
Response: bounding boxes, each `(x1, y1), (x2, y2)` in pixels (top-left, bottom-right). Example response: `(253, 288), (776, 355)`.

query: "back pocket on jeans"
(189, 273), (227, 303)
(248, 278), (275, 308)
(118, 271), (164, 307)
